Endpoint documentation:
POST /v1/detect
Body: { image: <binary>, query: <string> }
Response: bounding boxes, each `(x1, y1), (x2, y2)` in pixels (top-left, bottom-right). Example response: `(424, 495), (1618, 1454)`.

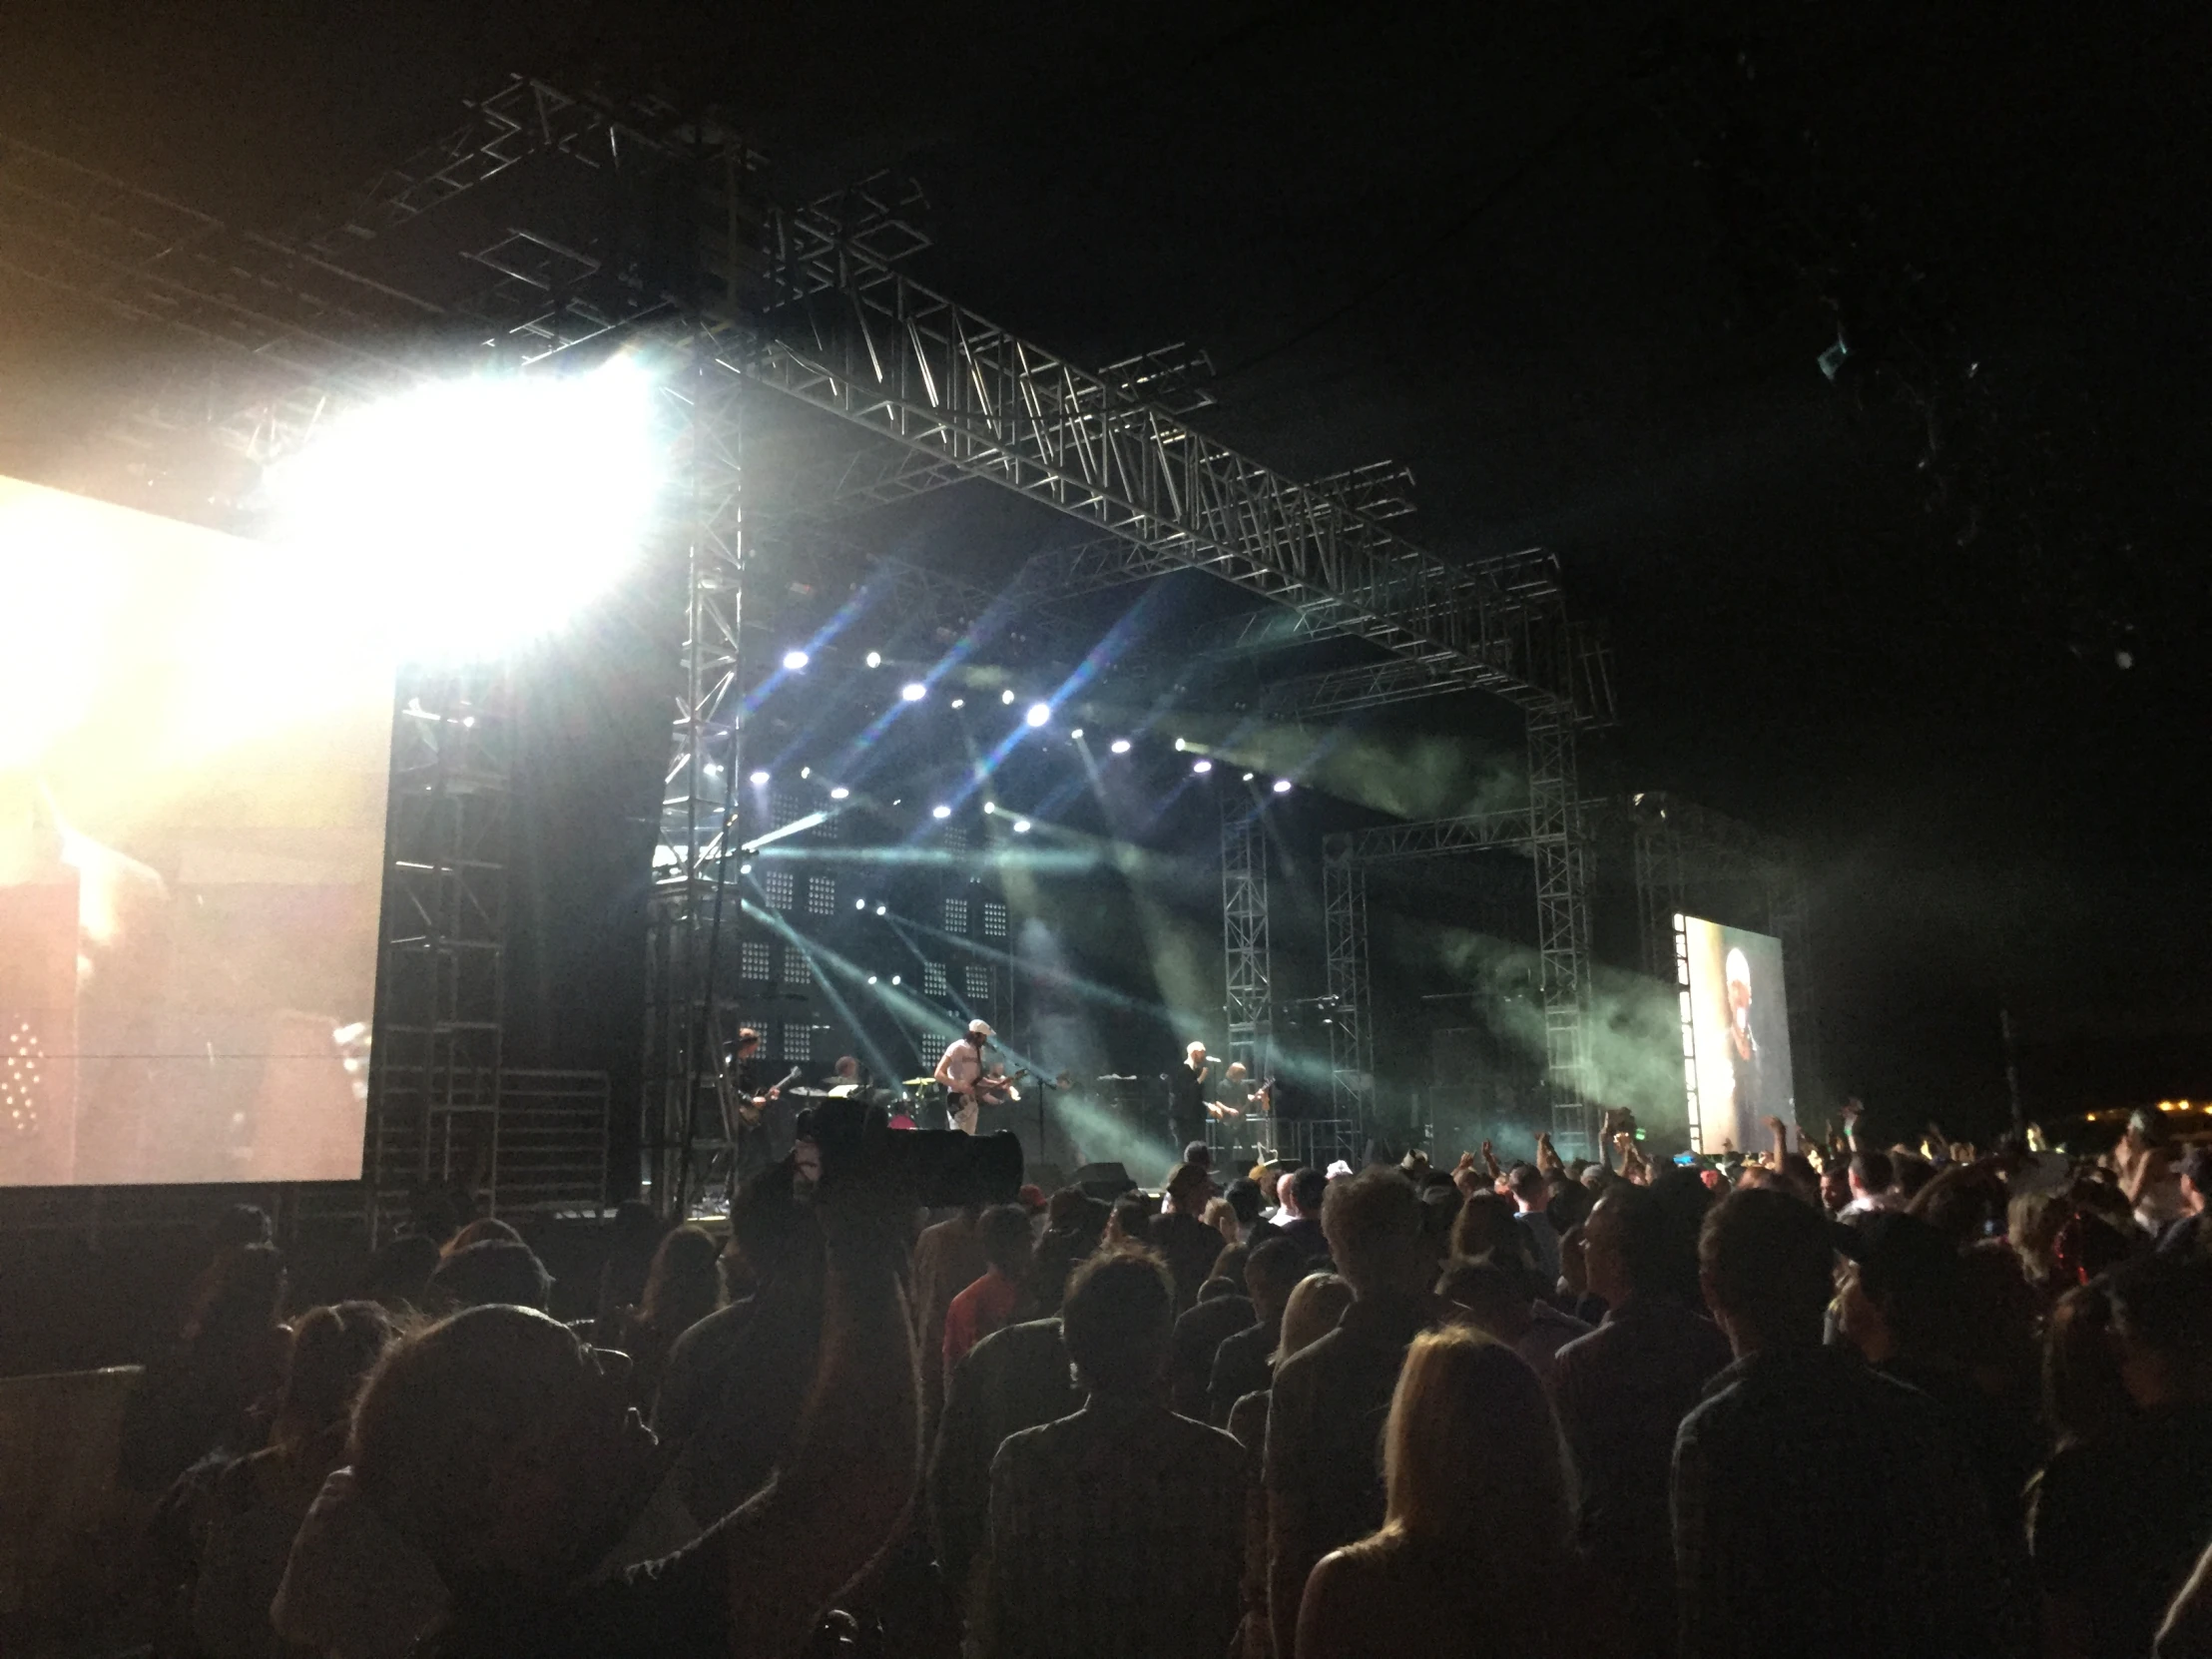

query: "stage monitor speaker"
(1070, 1161), (1135, 1200)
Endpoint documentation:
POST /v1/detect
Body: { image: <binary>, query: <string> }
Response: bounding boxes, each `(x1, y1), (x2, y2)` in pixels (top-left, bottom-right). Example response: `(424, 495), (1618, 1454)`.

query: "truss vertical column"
(1632, 814), (1687, 983)
(1322, 835), (1374, 1133)
(642, 358), (748, 1215)
(1221, 792), (1272, 1082)
(1527, 696), (1593, 1159)
(368, 668), (510, 1243)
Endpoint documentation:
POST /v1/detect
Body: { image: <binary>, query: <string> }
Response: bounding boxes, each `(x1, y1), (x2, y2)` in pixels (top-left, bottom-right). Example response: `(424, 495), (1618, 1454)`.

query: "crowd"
(64, 1100), (2212, 1659)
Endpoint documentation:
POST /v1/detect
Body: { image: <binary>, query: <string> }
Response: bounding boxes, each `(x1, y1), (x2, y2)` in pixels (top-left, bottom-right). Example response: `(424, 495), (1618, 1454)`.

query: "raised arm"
(721, 1212), (918, 1658)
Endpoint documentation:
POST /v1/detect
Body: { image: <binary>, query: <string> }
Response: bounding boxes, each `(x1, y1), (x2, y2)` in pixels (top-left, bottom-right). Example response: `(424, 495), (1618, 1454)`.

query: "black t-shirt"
(428, 1534), (729, 1659)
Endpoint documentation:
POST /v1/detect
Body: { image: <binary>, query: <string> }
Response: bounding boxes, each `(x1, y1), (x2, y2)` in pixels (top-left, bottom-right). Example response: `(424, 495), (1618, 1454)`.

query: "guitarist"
(932, 1019), (999, 1134)
(724, 1027), (796, 1189)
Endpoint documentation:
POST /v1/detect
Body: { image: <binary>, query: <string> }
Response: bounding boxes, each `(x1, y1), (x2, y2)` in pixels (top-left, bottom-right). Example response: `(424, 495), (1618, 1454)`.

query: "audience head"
(1579, 1183), (1675, 1310)
(443, 1217), (523, 1258)
(209, 1203), (275, 1251)
(427, 1240), (553, 1314)
(1436, 1258), (1530, 1342)
(1276, 1273), (1354, 1364)
(728, 1160), (820, 1293)
(1849, 1150), (1894, 1202)
(1699, 1187), (1838, 1354)
(1819, 1162), (1852, 1214)
(1165, 1162), (1210, 1216)
(191, 1242), (287, 1343)
(1507, 1162), (1545, 1210)
(1029, 1191), (1109, 1315)
(1372, 1327), (1570, 1566)
(1285, 1166), (1327, 1221)
(1837, 1212), (1963, 1366)
(1182, 1141), (1214, 1176)
(2044, 1279), (2136, 1446)
(349, 1305), (657, 1583)
(1244, 1237), (1307, 1322)
(272, 1301), (398, 1455)
(978, 1203), (1036, 1280)
(361, 1235), (444, 1310)
(639, 1226), (722, 1335)
(2109, 1255), (2212, 1408)
(1449, 1191), (1532, 1273)
(1545, 1177), (1593, 1233)
(1106, 1193), (1154, 1248)
(1224, 1177), (1263, 1231)
(1321, 1169), (1426, 1298)
(409, 1190), (463, 1247)
(1060, 1249), (1174, 1397)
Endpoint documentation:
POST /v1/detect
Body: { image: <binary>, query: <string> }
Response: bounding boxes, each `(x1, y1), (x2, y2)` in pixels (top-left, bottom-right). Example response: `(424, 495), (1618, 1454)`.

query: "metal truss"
(1321, 840), (1376, 1125)
(1221, 792), (1272, 1082)
(369, 669), (510, 1241)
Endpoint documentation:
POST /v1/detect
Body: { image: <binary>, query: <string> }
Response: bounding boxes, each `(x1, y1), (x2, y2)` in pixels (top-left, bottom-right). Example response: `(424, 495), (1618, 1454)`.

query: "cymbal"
(901, 1077), (937, 1087)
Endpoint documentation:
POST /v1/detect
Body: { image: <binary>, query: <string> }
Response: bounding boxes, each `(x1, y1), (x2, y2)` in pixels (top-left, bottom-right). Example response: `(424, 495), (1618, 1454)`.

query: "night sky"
(3, 0), (2208, 1144)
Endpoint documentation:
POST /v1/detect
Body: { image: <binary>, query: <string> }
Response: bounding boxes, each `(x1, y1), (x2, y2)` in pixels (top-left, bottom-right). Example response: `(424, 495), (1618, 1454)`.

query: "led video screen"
(1676, 914), (1797, 1155)
(0, 475), (392, 1185)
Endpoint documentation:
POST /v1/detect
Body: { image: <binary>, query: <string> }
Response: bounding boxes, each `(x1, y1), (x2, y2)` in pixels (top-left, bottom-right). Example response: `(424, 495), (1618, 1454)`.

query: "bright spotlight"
(890, 974), (902, 986)
(899, 682), (927, 702)
(739, 862), (752, 874)
(1012, 819), (1032, 833)
(1110, 738), (1132, 755)
(867, 974), (878, 984)
(800, 766), (811, 780)
(829, 786), (849, 801)
(931, 805), (952, 820)
(1025, 703), (1051, 728)
(782, 649), (810, 672)
(1273, 778), (1293, 794)
(749, 770), (771, 786)
(874, 904), (886, 915)
(982, 803), (997, 815)
(1193, 759), (1213, 774)
(864, 651), (881, 669)
(854, 897), (867, 910)
(266, 356), (660, 656)
(1173, 738), (1187, 752)
(1242, 772), (1255, 782)
(1001, 689), (1016, 706)
(950, 698), (965, 709)
(1069, 728), (1084, 741)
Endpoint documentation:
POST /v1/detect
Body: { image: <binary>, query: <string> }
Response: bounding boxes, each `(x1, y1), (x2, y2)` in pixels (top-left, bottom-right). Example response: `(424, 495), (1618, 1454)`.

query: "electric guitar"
(727, 1066), (804, 1130)
(956, 1067), (1032, 1107)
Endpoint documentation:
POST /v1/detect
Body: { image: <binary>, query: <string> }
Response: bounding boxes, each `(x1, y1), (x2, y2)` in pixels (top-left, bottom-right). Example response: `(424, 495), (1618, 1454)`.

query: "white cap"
(967, 1019), (994, 1038)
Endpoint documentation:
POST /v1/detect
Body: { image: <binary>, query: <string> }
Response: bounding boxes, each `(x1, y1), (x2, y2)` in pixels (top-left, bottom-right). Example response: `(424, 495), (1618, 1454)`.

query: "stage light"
(267, 356), (660, 656)
(867, 975), (878, 984)
(1069, 728), (1084, 741)
(950, 698), (965, 709)
(854, 897), (867, 910)
(1174, 737), (1187, 752)
(739, 862), (752, 874)
(1242, 772), (1255, 782)
(1001, 689), (1016, 705)
(1193, 759), (1213, 774)
(982, 803), (997, 815)
(830, 786), (849, 800)
(1110, 738), (1131, 755)
(1012, 819), (1032, 833)
(1025, 703), (1050, 727)
(749, 770), (771, 785)
(931, 805), (952, 820)
(875, 904), (886, 915)
(800, 766), (811, 780)
(782, 649), (810, 672)
(865, 651), (881, 669)
(891, 974), (901, 985)
(1273, 778), (1293, 794)
(900, 683), (927, 702)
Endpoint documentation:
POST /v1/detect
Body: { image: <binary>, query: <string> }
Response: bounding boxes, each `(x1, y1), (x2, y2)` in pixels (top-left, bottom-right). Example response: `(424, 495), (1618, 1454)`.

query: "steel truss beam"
(1221, 792), (1272, 1084)
(1322, 841), (1375, 1127)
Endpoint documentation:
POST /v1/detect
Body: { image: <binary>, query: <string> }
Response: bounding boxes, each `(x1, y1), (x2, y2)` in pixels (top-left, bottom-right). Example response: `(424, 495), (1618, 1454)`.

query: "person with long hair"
(1295, 1326), (1583, 1659)
(618, 1225), (724, 1411)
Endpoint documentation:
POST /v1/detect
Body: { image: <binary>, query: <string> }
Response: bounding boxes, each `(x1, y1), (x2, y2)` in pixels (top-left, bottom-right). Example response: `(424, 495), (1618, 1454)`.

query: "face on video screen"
(0, 474), (393, 1186)
(1677, 915), (1796, 1156)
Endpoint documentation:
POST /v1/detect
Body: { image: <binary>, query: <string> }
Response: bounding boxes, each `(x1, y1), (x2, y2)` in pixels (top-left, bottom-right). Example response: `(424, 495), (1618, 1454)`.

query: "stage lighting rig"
(1024, 703), (1051, 727)
(1273, 779), (1293, 794)
(1012, 820), (1032, 833)
(931, 805), (952, 819)
(783, 650), (810, 671)
(900, 683), (927, 702)
(865, 651), (882, 668)
(830, 786), (849, 800)
(1192, 759), (1213, 775)
(1110, 739), (1132, 755)
(749, 770), (771, 785)
(1000, 689), (1016, 705)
